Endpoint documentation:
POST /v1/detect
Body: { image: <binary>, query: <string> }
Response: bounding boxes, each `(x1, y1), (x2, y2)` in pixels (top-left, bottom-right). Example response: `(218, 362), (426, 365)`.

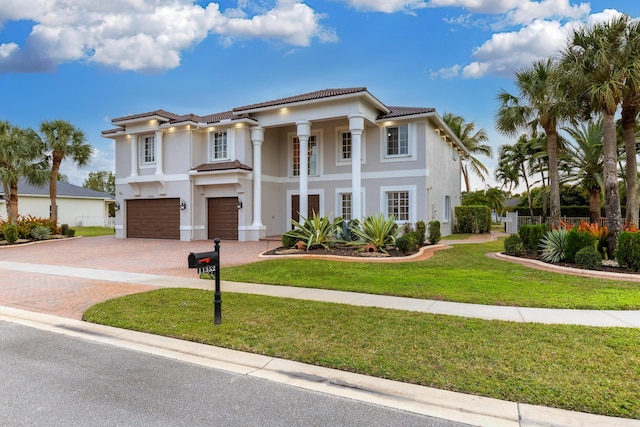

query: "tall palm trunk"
(520, 164), (534, 217)
(4, 181), (19, 225)
(462, 163), (471, 193)
(546, 129), (561, 228)
(588, 187), (602, 224)
(621, 103), (639, 226)
(602, 112), (623, 252)
(49, 155), (62, 225)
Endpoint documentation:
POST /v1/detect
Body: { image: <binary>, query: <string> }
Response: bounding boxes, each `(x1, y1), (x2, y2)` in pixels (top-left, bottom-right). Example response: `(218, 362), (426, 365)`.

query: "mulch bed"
(511, 251), (639, 275)
(263, 245), (422, 258)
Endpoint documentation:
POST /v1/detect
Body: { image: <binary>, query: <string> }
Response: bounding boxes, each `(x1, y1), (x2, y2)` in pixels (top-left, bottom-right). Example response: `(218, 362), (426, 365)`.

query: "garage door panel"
(127, 199), (180, 239)
(208, 198), (238, 240)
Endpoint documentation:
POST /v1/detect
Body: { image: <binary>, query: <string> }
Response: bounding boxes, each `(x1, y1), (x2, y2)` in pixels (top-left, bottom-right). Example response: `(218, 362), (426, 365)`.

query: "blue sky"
(0, 0), (638, 190)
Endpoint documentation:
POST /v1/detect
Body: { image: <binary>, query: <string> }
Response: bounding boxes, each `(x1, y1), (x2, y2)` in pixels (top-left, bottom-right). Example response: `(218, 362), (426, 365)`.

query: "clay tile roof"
(196, 111), (251, 124)
(112, 109), (183, 123)
(378, 106), (436, 120)
(101, 128), (124, 135)
(191, 160), (252, 172)
(233, 87), (368, 112)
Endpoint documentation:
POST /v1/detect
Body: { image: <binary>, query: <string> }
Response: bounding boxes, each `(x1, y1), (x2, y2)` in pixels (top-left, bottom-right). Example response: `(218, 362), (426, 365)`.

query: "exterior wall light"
(237, 200), (243, 210)
(114, 202), (120, 211)
(180, 200), (187, 211)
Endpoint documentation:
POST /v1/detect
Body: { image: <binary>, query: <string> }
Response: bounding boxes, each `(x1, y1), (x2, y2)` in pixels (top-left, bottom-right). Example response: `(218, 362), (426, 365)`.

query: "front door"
(291, 195), (320, 227)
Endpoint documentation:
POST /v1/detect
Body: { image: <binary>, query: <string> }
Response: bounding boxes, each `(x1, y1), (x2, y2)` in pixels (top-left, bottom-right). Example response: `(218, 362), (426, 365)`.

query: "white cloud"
(339, 0), (428, 13)
(430, 64), (460, 79)
(0, 0), (335, 73)
(461, 18), (574, 78)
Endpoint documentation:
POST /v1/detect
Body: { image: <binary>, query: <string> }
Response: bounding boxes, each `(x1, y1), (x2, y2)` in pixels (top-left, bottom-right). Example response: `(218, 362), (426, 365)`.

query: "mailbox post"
(187, 238), (222, 325)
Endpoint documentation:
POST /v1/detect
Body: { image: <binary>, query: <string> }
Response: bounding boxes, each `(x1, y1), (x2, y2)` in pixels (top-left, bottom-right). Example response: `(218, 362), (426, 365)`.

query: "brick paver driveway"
(0, 236), (273, 319)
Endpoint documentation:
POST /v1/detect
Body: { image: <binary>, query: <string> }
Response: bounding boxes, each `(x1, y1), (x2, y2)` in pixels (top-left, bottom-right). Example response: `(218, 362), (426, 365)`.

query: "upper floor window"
(209, 130), (228, 161)
(292, 135), (318, 176)
(340, 131), (352, 161)
(386, 125), (408, 156)
(140, 135), (155, 165)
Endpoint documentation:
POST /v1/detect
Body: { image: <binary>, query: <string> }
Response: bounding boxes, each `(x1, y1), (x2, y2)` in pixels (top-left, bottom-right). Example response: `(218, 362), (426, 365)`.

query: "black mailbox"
(188, 251), (218, 269)
(188, 238), (222, 325)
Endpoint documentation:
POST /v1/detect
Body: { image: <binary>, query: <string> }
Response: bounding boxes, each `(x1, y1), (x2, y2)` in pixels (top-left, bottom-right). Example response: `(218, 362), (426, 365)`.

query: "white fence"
(503, 211), (606, 234)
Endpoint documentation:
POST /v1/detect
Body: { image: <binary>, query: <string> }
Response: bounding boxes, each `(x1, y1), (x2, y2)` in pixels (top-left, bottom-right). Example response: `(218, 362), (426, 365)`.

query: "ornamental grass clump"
(285, 213), (343, 250)
(2, 223), (18, 244)
(31, 225), (52, 240)
(350, 213), (401, 254)
(539, 228), (569, 263)
(504, 234), (524, 256)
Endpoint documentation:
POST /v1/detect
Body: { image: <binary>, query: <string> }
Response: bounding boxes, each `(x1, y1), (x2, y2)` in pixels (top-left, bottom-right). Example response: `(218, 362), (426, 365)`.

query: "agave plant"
(31, 224), (53, 241)
(284, 213), (343, 250)
(539, 228), (569, 263)
(350, 213), (401, 254)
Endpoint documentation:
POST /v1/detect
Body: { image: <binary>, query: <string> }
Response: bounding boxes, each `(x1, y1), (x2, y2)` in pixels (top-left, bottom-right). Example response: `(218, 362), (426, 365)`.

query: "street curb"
(1, 306), (638, 427)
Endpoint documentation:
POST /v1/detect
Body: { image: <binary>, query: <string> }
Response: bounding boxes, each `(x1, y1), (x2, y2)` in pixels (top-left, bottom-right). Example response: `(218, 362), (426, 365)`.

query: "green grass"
(441, 233), (473, 240)
(84, 288), (640, 419)
(221, 239), (640, 310)
(74, 226), (115, 237)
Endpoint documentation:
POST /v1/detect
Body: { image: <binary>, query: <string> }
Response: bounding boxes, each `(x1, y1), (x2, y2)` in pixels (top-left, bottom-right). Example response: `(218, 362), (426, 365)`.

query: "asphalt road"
(0, 321), (469, 427)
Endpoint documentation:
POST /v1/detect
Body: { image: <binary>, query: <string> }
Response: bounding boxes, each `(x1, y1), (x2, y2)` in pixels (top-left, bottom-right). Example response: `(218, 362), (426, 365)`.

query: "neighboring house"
(0, 178), (115, 227)
(102, 87), (467, 241)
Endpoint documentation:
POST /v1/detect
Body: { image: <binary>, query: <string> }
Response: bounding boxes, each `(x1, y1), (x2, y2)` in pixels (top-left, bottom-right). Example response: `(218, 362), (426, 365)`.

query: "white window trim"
(380, 185), (416, 225)
(443, 195), (452, 224)
(335, 187), (366, 220)
(380, 123), (417, 163)
(139, 134), (156, 168)
(208, 128), (234, 162)
(288, 130), (323, 178)
(335, 126), (366, 166)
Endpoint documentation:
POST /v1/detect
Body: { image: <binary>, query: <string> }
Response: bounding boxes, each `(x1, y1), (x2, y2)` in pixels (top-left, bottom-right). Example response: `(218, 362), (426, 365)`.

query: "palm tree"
(620, 17), (640, 226)
(496, 136), (537, 217)
(496, 58), (565, 228)
(561, 15), (637, 250)
(39, 120), (92, 225)
(562, 119), (604, 223)
(442, 112), (492, 192)
(485, 187), (506, 221)
(0, 121), (49, 225)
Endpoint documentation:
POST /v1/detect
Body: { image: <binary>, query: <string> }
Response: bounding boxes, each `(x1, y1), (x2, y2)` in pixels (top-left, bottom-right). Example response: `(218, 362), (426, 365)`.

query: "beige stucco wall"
(0, 196), (111, 227)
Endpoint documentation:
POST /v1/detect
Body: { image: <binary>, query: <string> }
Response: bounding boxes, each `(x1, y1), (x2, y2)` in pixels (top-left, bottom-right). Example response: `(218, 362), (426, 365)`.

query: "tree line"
(494, 14), (639, 253)
(0, 119), (94, 226)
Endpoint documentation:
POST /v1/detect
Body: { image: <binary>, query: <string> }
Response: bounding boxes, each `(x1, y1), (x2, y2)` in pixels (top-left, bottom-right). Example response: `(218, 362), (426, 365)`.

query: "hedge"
(454, 205), (491, 233)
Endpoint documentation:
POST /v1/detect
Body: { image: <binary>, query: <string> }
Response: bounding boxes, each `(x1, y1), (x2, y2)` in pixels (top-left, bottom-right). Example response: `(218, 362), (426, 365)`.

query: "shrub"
(281, 234), (297, 249)
(336, 219), (360, 242)
(616, 232), (640, 272)
(428, 220), (441, 244)
(31, 225), (52, 240)
(65, 228), (76, 237)
(16, 215), (55, 239)
(519, 224), (548, 252)
(575, 245), (602, 270)
(2, 223), (19, 244)
(565, 229), (596, 263)
(455, 205), (491, 233)
(350, 214), (401, 254)
(539, 228), (569, 263)
(60, 224), (69, 236)
(285, 213), (343, 250)
(395, 233), (416, 253)
(415, 220), (427, 245)
(504, 234), (524, 256)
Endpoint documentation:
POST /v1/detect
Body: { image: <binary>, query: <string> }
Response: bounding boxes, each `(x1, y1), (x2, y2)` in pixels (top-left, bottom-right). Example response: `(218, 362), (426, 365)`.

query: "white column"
(130, 134), (138, 177)
(296, 121), (311, 222)
(155, 130), (164, 175)
(251, 126), (264, 227)
(349, 114), (365, 221)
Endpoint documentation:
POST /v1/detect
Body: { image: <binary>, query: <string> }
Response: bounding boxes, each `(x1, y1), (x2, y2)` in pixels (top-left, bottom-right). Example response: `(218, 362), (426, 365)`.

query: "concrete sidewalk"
(1, 260), (639, 327)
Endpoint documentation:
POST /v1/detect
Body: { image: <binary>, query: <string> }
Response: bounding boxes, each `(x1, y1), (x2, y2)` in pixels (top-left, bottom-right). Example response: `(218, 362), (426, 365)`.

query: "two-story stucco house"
(102, 87), (466, 241)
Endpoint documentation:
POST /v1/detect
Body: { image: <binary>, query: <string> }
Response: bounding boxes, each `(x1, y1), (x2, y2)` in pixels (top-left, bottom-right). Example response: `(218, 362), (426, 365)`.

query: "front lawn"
(84, 289), (640, 419)
(221, 239), (640, 310)
(74, 226), (115, 237)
